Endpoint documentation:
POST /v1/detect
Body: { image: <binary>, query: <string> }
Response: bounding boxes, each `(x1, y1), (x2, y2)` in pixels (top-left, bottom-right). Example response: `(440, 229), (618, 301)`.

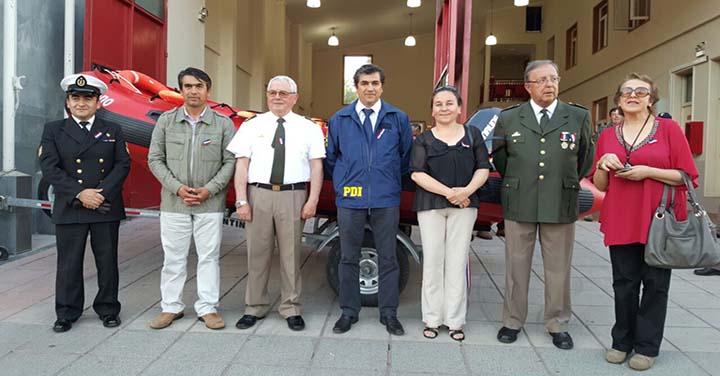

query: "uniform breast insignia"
(38, 146), (43, 157)
(511, 131), (522, 137)
(201, 139), (212, 146)
(560, 132), (576, 150)
(94, 131), (103, 139)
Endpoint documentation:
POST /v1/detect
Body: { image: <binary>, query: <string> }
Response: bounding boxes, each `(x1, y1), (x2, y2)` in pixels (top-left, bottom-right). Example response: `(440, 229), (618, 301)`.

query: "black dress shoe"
(332, 315), (358, 334)
(286, 315), (305, 331)
(497, 326), (520, 343)
(380, 316), (405, 336)
(549, 331), (574, 350)
(53, 319), (72, 333)
(101, 314), (121, 328)
(235, 314), (264, 329)
(694, 267), (720, 276)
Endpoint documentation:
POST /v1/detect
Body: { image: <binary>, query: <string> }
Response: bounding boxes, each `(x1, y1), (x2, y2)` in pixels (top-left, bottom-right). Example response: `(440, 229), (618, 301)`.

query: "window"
(566, 23), (578, 69)
(681, 71), (693, 122)
(547, 36), (555, 60)
(593, 1), (608, 53)
(592, 97), (608, 133)
(135, 0), (164, 19)
(343, 55), (372, 104)
(613, 0), (650, 30)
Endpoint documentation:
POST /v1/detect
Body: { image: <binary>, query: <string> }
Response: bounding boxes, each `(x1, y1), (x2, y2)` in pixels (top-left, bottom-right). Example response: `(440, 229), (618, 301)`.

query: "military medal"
(570, 143), (576, 150)
(561, 142), (568, 149)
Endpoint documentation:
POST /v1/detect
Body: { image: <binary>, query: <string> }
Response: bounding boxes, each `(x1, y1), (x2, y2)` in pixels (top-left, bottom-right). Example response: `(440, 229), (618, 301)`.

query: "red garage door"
(83, 0), (167, 80)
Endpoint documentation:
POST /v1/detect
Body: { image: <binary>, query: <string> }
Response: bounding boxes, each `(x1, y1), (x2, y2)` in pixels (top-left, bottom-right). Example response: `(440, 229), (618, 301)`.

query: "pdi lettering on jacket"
(343, 186), (363, 197)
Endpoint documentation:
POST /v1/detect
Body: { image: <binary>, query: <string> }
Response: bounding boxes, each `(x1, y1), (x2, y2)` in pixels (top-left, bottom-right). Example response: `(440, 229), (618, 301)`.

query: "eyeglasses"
(266, 90), (295, 98)
(526, 77), (561, 86)
(619, 87), (651, 98)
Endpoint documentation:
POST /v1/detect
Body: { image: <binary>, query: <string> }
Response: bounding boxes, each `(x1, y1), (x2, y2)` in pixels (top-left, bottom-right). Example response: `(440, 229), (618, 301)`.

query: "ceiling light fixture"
(306, 0), (321, 8)
(407, 0), (421, 8)
(485, 0), (497, 45)
(328, 28), (339, 46)
(514, 0), (529, 6)
(404, 13), (416, 47)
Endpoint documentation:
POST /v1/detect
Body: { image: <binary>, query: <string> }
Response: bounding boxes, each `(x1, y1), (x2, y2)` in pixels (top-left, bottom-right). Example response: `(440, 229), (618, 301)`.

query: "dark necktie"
(539, 109), (549, 132)
(270, 117), (286, 185)
(79, 121), (90, 134)
(362, 108), (374, 142)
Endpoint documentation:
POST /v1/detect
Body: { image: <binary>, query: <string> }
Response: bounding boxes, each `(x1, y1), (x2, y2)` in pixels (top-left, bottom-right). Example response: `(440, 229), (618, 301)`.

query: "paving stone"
(312, 338), (388, 371)
(162, 332), (245, 362)
(464, 344), (548, 376)
(224, 364), (308, 376)
(0, 350), (80, 376)
(233, 335), (314, 367)
(685, 352), (720, 376)
(390, 341), (465, 374)
(57, 355), (152, 376)
(89, 330), (181, 359)
(663, 327), (720, 352)
(141, 359), (228, 376)
(689, 308), (720, 328)
(17, 325), (115, 355)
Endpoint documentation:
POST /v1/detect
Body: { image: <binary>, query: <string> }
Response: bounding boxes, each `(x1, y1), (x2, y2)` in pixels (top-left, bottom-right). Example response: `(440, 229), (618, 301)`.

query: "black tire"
(326, 229), (410, 307)
(37, 178), (54, 218)
(0, 246), (8, 261)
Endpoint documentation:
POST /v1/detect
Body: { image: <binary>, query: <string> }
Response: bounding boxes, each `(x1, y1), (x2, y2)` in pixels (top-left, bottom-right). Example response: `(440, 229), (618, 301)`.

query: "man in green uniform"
(492, 60), (593, 350)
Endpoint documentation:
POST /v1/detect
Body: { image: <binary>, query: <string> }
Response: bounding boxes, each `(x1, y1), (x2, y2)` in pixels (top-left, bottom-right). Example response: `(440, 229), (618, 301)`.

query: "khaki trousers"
(244, 185), (306, 318)
(502, 219), (575, 333)
(418, 207), (476, 329)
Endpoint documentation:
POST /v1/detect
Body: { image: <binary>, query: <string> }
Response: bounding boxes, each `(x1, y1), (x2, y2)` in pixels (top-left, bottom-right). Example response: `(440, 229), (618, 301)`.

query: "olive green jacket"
(492, 100), (594, 224)
(148, 107), (236, 214)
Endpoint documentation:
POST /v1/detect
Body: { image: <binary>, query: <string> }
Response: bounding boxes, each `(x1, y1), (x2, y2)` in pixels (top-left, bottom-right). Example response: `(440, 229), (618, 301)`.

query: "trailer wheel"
(37, 178), (54, 218)
(0, 246), (9, 261)
(326, 230), (410, 307)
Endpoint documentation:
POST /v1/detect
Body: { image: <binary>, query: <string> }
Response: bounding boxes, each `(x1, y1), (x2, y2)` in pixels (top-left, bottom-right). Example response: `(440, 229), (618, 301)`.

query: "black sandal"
(423, 327), (439, 339)
(449, 329), (465, 342)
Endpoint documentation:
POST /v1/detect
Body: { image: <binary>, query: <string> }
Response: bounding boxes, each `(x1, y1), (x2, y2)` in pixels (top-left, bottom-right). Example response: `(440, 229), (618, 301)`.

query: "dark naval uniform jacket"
(492, 100), (594, 224)
(39, 117), (131, 224)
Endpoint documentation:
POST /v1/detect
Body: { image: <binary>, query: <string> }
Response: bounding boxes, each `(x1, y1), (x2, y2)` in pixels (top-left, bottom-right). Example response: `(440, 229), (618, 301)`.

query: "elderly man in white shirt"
(226, 75), (325, 331)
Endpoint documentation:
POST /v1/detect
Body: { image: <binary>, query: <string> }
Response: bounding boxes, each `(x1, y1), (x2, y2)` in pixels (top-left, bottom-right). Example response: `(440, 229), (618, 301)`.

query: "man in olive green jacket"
(493, 60), (593, 350)
(147, 68), (236, 330)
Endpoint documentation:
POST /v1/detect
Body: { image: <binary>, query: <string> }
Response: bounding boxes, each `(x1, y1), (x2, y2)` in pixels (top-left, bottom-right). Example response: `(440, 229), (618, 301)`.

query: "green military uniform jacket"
(492, 100), (594, 224)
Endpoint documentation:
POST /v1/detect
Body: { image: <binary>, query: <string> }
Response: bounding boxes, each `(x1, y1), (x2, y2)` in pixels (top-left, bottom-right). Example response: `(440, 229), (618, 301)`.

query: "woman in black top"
(410, 86), (491, 341)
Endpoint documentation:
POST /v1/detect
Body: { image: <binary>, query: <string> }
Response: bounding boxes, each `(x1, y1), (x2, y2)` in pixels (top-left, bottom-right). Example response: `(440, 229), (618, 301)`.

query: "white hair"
(267, 75), (298, 93)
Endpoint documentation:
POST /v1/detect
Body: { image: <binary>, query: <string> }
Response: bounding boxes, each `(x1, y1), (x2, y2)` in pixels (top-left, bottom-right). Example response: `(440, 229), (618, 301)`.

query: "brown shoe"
(198, 312), (225, 330)
(150, 311), (184, 329)
(628, 354), (655, 371)
(605, 348), (627, 364)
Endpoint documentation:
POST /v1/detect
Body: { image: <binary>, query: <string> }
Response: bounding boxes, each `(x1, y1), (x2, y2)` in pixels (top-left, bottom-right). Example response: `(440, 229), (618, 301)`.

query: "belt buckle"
(272, 184), (281, 191)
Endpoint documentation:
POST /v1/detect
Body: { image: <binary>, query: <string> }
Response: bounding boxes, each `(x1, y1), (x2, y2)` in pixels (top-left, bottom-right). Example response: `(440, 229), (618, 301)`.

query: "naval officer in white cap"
(39, 73), (131, 332)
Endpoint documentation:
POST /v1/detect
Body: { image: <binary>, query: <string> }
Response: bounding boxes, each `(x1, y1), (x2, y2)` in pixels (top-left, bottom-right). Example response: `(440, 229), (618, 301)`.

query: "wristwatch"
(235, 200), (248, 208)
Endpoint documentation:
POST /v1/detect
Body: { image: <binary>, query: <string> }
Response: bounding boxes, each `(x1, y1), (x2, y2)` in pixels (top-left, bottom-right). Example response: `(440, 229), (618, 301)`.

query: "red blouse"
(592, 118), (699, 247)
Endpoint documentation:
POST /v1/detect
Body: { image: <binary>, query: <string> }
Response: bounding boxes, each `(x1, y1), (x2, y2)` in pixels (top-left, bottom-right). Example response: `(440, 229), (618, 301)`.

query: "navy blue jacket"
(325, 100), (413, 209)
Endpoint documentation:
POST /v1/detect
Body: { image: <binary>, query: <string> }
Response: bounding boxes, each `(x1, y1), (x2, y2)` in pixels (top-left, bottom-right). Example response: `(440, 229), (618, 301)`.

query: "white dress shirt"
(226, 111), (326, 184)
(529, 99), (558, 125)
(72, 115), (95, 131)
(355, 99), (383, 131)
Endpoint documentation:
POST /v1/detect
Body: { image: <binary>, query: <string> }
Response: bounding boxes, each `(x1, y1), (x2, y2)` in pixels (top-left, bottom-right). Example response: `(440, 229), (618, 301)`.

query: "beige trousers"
(244, 185), (306, 318)
(502, 219), (575, 333)
(418, 207), (477, 329)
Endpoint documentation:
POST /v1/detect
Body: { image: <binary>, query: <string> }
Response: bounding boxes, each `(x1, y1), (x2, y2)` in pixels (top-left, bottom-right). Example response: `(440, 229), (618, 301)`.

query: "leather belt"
(251, 182), (307, 191)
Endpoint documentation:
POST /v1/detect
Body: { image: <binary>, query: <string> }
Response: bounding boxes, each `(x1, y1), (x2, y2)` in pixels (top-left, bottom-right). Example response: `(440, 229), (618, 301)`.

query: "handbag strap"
(680, 171), (706, 216)
(659, 184), (675, 211)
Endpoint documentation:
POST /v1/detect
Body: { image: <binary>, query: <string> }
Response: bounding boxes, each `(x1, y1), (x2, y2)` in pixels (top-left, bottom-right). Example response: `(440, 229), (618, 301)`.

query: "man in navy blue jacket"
(325, 64), (413, 335)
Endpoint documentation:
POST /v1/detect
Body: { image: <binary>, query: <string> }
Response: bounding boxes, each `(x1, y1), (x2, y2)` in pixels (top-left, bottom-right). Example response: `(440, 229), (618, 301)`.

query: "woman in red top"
(593, 73), (698, 371)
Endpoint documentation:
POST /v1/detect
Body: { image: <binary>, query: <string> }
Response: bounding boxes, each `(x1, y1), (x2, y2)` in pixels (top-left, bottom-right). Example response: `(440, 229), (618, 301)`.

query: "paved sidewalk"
(1, 218), (719, 375)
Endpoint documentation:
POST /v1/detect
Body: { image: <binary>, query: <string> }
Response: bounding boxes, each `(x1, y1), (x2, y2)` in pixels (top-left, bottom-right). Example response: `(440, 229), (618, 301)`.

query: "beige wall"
(311, 33), (435, 124)
(166, 0), (205, 86)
